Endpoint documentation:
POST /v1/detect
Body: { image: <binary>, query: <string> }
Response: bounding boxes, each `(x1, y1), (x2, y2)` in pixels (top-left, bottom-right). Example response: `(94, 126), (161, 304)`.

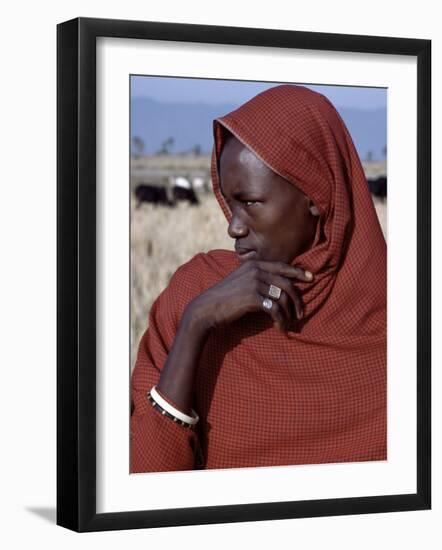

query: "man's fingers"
(257, 293), (290, 331)
(258, 282), (293, 322)
(254, 260), (314, 282)
(258, 274), (304, 320)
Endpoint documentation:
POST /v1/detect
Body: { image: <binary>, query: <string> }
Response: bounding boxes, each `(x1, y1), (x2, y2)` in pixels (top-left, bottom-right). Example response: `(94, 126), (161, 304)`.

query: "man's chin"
(236, 249), (259, 262)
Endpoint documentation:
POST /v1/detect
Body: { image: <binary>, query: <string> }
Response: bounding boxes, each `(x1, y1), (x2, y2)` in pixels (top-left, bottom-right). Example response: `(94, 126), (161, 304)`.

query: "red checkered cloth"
(131, 85), (387, 473)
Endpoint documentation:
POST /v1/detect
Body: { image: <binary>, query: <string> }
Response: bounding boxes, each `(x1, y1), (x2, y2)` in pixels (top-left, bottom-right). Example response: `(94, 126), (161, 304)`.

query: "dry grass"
(130, 192), (387, 369)
(130, 193), (232, 368)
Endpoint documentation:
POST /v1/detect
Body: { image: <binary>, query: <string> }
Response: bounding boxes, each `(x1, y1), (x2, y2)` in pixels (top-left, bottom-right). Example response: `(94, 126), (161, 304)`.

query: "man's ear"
(309, 202), (320, 216)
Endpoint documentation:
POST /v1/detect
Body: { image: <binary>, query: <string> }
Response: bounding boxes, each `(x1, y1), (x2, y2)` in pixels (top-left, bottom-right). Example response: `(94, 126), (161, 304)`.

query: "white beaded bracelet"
(149, 386), (199, 426)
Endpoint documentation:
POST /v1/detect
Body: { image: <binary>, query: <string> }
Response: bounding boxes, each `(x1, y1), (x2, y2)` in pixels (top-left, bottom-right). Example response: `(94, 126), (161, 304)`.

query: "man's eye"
(243, 200), (257, 207)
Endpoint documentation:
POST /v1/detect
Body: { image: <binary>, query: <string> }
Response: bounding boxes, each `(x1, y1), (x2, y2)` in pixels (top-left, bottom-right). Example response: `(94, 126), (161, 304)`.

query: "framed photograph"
(57, 17), (431, 532)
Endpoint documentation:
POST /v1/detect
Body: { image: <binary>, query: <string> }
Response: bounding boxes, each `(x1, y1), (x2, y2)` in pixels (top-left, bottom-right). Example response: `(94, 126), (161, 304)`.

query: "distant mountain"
(131, 97), (386, 161)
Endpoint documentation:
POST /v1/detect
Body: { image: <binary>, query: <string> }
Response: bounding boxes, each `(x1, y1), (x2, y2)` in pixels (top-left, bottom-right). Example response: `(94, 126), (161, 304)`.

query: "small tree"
(157, 137), (175, 155)
(192, 144), (202, 156)
(132, 136), (145, 158)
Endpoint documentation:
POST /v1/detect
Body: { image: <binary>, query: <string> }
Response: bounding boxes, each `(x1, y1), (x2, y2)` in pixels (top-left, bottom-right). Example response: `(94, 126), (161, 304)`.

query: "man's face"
(218, 135), (318, 264)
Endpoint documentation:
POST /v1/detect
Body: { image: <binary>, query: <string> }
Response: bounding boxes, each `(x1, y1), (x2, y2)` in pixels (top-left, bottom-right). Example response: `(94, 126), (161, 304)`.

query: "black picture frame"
(57, 17), (431, 532)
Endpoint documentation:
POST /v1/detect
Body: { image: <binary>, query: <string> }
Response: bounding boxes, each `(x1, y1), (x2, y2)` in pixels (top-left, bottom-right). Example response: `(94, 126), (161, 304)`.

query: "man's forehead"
(219, 176), (269, 199)
(219, 142), (273, 195)
(222, 137), (263, 170)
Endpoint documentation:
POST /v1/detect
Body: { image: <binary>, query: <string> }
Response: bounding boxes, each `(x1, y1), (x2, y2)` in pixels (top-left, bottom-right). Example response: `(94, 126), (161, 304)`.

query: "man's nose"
(228, 213), (248, 239)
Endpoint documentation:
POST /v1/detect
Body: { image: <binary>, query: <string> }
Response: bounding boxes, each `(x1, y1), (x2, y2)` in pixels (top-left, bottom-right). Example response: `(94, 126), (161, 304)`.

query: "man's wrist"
(181, 299), (214, 338)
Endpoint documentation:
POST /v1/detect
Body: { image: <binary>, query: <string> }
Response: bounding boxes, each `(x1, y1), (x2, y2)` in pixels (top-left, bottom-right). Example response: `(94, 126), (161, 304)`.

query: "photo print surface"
(129, 76), (387, 474)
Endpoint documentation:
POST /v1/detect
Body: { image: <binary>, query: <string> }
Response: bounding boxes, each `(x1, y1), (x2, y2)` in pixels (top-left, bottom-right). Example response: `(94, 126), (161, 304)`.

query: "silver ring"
(268, 284), (282, 300)
(262, 298), (273, 311)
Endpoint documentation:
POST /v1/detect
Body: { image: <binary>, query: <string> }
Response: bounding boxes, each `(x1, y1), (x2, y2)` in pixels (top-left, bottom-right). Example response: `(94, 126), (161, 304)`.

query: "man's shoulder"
(181, 248), (236, 265)
(171, 249), (237, 289)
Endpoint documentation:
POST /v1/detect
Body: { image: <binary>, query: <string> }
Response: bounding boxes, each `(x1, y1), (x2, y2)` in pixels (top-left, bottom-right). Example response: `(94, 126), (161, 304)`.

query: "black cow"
(367, 176), (387, 199)
(172, 185), (199, 205)
(134, 184), (174, 207)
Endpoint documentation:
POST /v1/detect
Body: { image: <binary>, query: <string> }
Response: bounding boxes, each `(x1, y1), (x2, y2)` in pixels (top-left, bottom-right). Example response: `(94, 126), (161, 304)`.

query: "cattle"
(172, 187), (199, 206)
(134, 184), (174, 207)
(171, 176), (199, 206)
(134, 178), (200, 208)
(367, 176), (387, 199)
(192, 176), (209, 193)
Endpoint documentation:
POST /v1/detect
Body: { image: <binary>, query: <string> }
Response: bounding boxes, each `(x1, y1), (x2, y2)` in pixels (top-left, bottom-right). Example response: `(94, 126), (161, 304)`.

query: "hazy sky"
(131, 75), (387, 110)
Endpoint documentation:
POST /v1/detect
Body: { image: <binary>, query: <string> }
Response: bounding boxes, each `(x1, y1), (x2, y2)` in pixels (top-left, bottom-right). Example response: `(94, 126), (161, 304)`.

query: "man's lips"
(235, 247), (257, 261)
